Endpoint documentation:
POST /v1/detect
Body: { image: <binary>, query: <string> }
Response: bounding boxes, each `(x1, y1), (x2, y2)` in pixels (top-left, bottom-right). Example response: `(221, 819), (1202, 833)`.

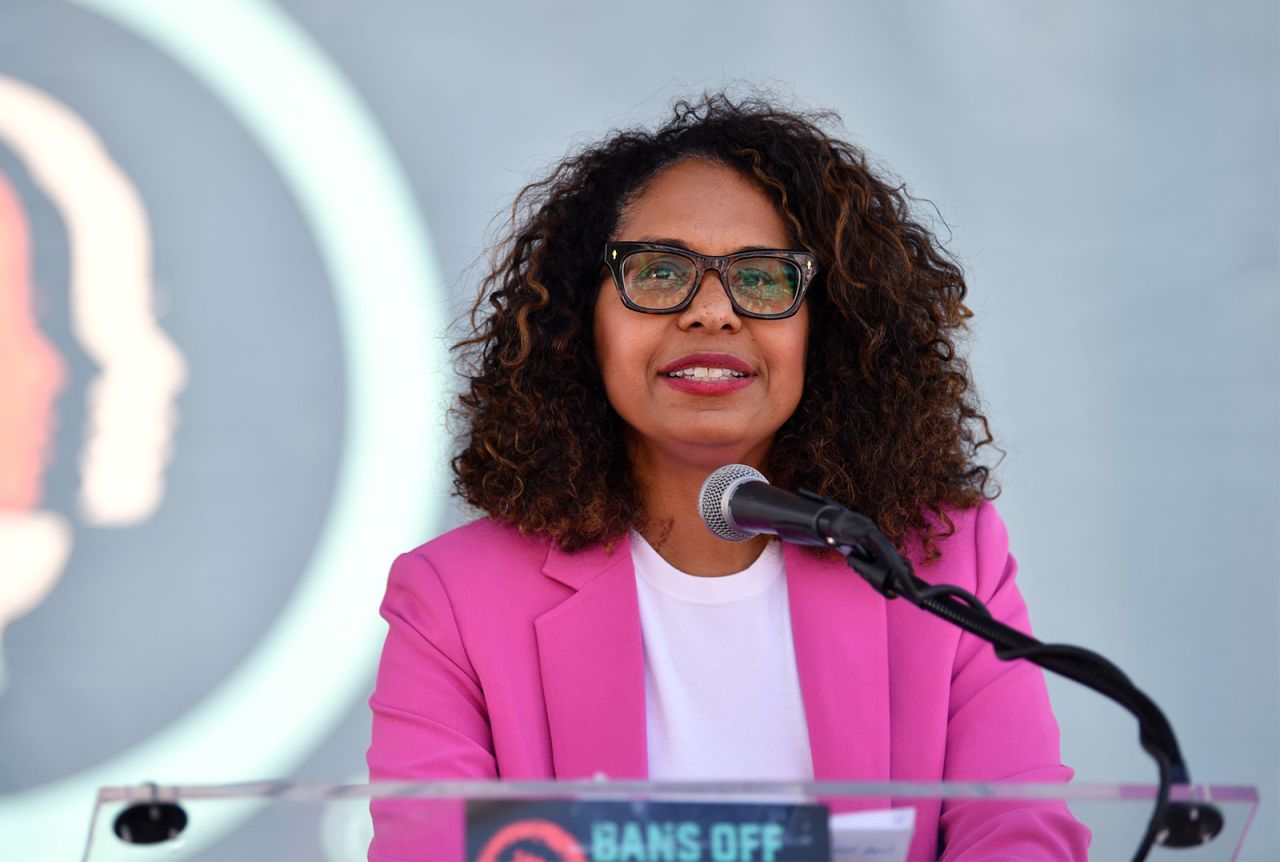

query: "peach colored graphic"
(0, 171), (65, 509)
(0, 169), (71, 686)
(0, 75), (186, 689)
(476, 820), (587, 862)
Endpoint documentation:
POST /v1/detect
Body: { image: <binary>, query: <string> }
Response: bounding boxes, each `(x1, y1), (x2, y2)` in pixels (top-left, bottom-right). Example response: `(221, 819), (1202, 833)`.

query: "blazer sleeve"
(366, 550), (497, 861)
(938, 502), (1092, 860)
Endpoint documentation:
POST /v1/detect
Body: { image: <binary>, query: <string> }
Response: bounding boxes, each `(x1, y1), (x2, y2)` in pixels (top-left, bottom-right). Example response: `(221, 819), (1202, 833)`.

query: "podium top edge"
(93, 780), (1261, 804)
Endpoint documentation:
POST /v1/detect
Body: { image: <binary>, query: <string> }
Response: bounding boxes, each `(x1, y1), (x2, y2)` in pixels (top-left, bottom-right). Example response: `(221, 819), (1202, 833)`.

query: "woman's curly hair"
(452, 93), (998, 561)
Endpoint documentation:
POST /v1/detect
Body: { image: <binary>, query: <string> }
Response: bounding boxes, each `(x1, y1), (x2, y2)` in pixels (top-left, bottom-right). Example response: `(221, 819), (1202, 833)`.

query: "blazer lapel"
(785, 544), (891, 794)
(534, 537), (648, 779)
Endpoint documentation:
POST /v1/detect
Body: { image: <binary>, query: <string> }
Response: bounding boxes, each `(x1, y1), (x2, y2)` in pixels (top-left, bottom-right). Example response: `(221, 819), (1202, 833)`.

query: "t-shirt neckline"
(629, 530), (784, 605)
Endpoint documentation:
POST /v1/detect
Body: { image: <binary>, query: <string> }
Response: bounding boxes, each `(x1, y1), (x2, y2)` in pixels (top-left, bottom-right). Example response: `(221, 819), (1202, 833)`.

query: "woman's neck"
(630, 443), (773, 577)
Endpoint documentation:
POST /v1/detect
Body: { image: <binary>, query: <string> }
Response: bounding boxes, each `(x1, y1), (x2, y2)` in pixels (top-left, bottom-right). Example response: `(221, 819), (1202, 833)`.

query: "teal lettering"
(676, 822), (700, 862)
(709, 823), (737, 861)
(591, 822), (619, 862)
(619, 822), (647, 861)
(761, 823), (785, 861)
(702, 822), (786, 861)
(645, 822), (677, 861)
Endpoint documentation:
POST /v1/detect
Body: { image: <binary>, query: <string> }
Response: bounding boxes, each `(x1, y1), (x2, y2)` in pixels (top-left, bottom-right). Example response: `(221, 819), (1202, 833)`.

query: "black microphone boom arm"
(817, 490), (1222, 862)
(697, 465), (1223, 861)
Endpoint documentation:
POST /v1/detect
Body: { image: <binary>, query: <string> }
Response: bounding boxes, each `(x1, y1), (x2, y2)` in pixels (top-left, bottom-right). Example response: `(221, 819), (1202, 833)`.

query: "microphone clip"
(796, 488), (907, 599)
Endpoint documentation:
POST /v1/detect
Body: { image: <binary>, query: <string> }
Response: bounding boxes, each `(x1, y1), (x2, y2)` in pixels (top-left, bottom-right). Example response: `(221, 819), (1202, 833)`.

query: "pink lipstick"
(658, 352), (756, 395)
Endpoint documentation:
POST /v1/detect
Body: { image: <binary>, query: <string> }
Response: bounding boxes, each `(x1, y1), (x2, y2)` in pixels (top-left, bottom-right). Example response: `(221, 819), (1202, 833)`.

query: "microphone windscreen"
(697, 464), (766, 542)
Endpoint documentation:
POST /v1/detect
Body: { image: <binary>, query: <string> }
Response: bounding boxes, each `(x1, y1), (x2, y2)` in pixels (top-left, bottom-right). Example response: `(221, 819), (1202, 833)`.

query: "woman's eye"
(734, 268), (777, 292)
(631, 255), (693, 288)
(640, 264), (679, 281)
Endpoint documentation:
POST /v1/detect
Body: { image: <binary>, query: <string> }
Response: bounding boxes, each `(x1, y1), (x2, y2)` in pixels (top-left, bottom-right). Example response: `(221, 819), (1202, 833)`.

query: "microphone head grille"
(698, 464), (767, 542)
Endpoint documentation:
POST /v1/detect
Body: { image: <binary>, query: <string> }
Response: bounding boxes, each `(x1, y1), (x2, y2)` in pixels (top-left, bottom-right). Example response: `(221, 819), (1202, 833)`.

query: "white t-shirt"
(630, 530), (815, 781)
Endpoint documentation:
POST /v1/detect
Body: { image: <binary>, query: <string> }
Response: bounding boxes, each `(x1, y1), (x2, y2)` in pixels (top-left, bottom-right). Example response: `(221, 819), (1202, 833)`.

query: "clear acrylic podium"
(83, 780), (1259, 861)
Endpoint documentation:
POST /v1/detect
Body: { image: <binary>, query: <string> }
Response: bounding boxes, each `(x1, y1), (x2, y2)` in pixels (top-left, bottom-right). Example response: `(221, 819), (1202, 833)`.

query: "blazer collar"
(535, 534), (648, 779)
(540, 536), (627, 591)
(784, 543), (891, 786)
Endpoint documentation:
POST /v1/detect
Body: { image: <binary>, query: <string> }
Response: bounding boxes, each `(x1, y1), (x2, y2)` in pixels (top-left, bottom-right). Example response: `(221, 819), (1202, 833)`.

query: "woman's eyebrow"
(632, 236), (779, 254)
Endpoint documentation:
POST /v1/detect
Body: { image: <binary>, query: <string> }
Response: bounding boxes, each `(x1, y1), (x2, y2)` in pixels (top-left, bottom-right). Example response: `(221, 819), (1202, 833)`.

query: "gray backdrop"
(0, 0), (1275, 859)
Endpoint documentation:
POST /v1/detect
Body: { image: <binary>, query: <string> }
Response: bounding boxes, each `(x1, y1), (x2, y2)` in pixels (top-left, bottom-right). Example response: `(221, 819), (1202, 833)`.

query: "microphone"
(697, 464), (877, 550)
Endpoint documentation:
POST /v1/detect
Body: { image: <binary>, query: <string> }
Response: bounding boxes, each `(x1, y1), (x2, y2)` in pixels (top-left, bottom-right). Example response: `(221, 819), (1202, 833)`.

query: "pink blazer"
(367, 501), (1089, 860)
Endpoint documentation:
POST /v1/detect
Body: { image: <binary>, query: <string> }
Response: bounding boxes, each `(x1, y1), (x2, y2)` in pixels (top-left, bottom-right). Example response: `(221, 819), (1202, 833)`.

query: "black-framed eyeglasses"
(603, 242), (817, 320)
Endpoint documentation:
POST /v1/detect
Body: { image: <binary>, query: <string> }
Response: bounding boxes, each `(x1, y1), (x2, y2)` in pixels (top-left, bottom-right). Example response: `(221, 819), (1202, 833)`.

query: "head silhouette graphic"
(0, 76), (187, 689)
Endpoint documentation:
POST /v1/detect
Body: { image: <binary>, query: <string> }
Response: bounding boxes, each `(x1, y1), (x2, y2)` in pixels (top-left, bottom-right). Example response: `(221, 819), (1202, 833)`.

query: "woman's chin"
(636, 430), (773, 472)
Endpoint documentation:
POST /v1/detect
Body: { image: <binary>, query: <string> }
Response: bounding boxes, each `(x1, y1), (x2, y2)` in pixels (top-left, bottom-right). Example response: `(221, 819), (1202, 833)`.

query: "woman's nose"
(677, 268), (741, 331)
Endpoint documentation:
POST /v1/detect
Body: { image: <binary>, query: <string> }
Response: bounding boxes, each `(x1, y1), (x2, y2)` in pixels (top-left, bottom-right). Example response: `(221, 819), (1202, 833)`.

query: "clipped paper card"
(829, 807), (916, 862)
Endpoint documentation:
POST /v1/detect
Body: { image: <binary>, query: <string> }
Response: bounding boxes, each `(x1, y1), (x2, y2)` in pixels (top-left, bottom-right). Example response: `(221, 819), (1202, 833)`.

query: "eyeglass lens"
(620, 250), (800, 316)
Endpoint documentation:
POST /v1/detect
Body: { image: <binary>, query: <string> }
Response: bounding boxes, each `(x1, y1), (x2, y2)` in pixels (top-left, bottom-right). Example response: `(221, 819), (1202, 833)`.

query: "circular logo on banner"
(477, 820), (587, 862)
(0, 1), (448, 858)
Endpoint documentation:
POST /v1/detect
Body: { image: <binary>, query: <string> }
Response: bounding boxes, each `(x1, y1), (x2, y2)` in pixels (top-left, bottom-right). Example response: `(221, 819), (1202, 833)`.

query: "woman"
(368, 94), (1088, 860)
